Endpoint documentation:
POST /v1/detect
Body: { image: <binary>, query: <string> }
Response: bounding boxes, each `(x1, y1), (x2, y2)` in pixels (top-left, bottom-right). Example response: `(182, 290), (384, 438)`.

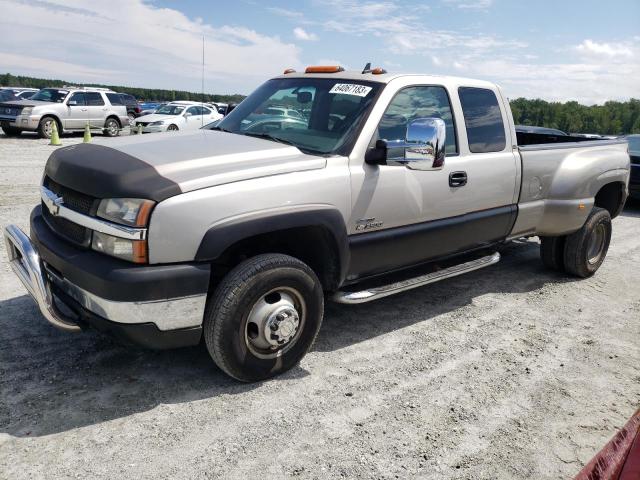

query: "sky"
(0, 0), (638, 104)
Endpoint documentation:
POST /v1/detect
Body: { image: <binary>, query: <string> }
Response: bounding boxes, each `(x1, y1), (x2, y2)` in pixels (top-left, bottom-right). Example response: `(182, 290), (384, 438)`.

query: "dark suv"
(628, 134), (640, 199)
(108, 93), (141, 125)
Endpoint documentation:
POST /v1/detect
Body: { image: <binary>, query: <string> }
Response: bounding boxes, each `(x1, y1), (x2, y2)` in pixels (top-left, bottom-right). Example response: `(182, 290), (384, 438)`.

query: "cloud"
(442, 0), (493, 9)
(267, 7), (304, 18)
(576, 39), (634, 58)
(293, 27), (318, 41)
(0, 0), (302, 94)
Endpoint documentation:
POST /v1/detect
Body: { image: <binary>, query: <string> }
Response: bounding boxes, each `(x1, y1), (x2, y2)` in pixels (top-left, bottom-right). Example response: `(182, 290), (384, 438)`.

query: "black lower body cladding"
(30, 206), (210, 303)
(347, 205), (517, 279)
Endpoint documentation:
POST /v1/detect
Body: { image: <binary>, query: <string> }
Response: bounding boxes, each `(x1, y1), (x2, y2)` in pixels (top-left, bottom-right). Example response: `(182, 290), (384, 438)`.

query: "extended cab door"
(347, 80), (519, 279)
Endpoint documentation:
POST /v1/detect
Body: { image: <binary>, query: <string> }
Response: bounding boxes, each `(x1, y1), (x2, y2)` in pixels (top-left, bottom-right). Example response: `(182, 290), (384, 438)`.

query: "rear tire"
(563, 207), (611, 278)
(204, 254), (324, 382)
(540, 236), (566, 271)
(127, 112), (136, 126)
(1, 125), (22, 137)
(37, 116), (59, 139)
(103, 118), (120, 137)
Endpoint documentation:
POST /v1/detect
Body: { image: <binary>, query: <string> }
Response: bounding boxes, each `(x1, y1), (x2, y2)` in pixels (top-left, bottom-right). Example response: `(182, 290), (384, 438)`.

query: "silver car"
(0, 87), (129, 138)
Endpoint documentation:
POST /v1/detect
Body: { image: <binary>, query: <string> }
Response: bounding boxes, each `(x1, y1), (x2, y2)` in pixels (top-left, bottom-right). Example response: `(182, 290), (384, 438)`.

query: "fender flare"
(195, 207), (350, 284)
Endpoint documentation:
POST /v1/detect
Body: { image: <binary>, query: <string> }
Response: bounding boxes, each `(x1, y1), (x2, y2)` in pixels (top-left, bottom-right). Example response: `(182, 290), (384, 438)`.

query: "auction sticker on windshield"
(329, 84), (373, 97)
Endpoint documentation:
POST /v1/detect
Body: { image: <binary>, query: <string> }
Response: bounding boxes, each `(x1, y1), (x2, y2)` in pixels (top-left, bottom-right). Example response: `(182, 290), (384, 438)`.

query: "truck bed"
(510, 138), (630, 238)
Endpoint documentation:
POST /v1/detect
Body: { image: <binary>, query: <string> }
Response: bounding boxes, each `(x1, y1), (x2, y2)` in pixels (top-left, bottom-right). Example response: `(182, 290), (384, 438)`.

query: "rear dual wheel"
(204, 254), (324, 382)
(540, 207), (611, 278)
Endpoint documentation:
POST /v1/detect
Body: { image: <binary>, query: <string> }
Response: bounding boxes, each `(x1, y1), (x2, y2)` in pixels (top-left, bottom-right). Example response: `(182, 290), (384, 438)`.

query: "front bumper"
(0, 114), (41, 131)
(3, 210), (210, 348)
(132, 123), (168, 133)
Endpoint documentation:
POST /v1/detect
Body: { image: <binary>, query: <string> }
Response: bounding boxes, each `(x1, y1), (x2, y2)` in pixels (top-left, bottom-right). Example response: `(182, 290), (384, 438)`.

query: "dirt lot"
(0, 130), (638, 480)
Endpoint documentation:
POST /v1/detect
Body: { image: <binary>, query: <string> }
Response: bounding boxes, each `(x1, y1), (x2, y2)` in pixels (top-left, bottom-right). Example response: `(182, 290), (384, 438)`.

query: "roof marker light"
(305, 65), (345, 73)
(283, 68), (296, 74)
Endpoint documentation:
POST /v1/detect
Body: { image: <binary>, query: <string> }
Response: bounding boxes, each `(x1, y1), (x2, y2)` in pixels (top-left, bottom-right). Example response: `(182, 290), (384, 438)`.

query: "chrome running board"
(332, 252), (501, 304)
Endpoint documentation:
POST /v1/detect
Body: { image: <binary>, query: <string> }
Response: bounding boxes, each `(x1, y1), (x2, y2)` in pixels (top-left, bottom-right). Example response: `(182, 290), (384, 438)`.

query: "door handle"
(449, 171), (467, 187)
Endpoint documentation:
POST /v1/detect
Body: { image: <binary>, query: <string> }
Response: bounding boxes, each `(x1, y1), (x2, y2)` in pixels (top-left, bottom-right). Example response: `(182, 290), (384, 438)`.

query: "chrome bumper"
(4, 224), (81, 331)
(4, 224), (207, 332)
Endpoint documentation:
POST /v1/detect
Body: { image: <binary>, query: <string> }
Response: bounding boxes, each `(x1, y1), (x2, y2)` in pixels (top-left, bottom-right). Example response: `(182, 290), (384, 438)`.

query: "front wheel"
(37, 116), (59, 139)
(167, 124), (179, 131)
(563, 207), (611, 278)
(204, 254), (324, 382)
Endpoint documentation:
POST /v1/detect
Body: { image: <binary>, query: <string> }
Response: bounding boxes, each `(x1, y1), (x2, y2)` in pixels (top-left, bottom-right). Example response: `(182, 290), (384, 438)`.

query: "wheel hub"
(245, 288), (305, 358)
(266, 306), (300, 346)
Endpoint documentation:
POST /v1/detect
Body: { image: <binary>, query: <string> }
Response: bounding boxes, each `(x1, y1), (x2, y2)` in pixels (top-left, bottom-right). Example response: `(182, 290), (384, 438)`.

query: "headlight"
(93, 198), (154, 263)
(96, 198), (155, 227)
(21, 107), (33, 116)
(92, 231), (147, 263)
(148, 121), (165, 126)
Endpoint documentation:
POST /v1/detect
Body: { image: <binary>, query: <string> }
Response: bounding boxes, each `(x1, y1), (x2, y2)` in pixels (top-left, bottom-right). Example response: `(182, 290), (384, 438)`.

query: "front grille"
(41, 177), (98, 247)
(42, 204), (91, 246)
(44, 177), (98, 215)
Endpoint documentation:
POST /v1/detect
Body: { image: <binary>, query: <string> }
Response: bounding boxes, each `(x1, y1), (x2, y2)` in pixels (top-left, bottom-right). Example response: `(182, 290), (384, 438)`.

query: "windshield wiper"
(209, 125), (233, 133)
(243, 132), (295, 146)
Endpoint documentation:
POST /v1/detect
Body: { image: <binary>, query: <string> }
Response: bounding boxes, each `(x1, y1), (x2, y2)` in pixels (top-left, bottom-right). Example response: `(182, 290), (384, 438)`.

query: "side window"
(458, 87), (506, 153)
(376, 86), (458, 155)
(67, 92), (86, 105)
(85, 92), (105, 106)
(201, 107), (211, 115)
(106, 93), (124, 105)
(186, 106), (200, 115)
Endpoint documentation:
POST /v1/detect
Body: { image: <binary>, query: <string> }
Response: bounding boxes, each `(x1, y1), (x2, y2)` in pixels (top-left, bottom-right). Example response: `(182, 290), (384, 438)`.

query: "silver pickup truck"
(4, 67), (630, 382)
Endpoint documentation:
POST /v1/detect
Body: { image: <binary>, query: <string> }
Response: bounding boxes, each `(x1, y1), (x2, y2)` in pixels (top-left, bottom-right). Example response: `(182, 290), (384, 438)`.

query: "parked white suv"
(133, 101), (223, 133)
(0, 87), (129, 138)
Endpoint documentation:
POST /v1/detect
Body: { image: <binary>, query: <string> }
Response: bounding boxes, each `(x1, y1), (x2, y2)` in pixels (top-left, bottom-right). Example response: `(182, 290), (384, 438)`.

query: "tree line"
(510, 97), (640, 135)
(2, 72), (639, 134)
(0, 73), (245, 105)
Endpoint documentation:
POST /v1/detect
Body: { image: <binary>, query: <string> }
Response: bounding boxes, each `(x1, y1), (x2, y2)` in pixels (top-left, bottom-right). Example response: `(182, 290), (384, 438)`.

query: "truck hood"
(44, 130), (326, 202)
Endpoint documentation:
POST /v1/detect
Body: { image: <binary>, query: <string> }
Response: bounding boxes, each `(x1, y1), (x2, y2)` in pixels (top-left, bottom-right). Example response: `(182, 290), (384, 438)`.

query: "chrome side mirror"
(385, 117), (446, 171)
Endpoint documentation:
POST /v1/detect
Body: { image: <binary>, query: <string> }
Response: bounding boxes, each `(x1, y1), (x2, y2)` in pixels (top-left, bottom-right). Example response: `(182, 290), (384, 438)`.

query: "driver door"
(347, 84), (517, 279)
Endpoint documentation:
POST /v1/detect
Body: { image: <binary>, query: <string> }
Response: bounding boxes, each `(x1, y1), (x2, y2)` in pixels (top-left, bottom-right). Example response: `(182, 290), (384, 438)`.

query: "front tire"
(37, 116), (59, 139)
(563, 207), (611, 278)
(167, 124), (179, 131)
(204, 254), (324, 382)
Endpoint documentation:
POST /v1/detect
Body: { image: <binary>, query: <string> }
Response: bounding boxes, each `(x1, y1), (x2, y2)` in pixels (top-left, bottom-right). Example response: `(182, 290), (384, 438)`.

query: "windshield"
(155, 105), (185, 115)
(0, 90), (16, 101)
(208, 78), (383, 155)
(628, 136), (640, 154)
(31, 88), (68, 103)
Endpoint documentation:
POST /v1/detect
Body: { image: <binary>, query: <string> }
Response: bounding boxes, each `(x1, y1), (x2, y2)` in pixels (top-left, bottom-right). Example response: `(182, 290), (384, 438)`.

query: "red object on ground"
(574, 409), (640, 480)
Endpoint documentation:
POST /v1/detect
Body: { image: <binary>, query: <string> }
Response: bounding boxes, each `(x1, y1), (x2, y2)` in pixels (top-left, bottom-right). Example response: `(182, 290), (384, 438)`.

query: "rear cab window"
(458, 87), (506, 153)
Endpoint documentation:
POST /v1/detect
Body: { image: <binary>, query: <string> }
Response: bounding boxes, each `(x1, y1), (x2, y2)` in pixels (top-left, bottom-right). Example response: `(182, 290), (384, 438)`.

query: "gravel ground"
(0, 130), (639, 480)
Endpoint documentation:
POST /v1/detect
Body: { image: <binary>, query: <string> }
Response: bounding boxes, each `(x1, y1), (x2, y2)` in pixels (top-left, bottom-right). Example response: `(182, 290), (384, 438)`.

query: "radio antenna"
(201, 35), (205, 127)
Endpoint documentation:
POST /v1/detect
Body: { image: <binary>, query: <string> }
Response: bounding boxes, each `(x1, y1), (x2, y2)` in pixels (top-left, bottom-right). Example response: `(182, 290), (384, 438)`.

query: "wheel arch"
(105, 114), (122, 128)
(594, 181), (626, 218)
(195, 208), (349, 291)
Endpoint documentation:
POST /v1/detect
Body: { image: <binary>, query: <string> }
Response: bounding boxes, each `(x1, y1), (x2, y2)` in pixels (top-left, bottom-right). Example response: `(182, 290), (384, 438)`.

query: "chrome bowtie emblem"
(5, 108), (11, 114)
(41, 186), (64, 215)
